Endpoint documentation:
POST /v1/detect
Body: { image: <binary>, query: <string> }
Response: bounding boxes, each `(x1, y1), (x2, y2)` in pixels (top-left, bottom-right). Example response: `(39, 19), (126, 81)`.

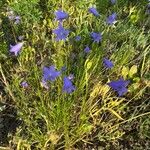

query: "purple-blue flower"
(42, 65), (61, 81)
(63, 76), (75, 93)
(90, 32), (102, 43)
(75, 36), (81, 41)
(107, 78), (130, 96)
(110, 0), (116, 4)
(106, 13), (117, 25)
(55, 10), (68, 21)
(53, 23), (70, 41)
(84, 46), (90, 53)
(88, 7), (100, 16)
(10, 42), (24, 56)
(21, 81), (28, 88)
(103, 58), (114, 69)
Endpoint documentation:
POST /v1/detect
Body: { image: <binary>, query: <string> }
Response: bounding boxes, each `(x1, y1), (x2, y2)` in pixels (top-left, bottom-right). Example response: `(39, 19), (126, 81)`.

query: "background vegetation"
(0, 0), (150, 149)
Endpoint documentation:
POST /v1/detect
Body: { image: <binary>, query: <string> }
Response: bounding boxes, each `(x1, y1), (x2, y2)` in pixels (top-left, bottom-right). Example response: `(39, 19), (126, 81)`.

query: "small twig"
(0, 64), (16, 102)
(0, 146), (11, 150)
(109, 111), (150, 130)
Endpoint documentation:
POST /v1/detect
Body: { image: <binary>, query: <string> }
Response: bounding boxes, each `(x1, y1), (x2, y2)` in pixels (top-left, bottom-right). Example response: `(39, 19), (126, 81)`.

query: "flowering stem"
(10, 21), (17, 43)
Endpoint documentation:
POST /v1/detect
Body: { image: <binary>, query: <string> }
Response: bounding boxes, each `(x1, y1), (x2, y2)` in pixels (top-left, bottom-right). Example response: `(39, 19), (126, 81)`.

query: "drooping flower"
(53, 23), (70, 41)
(103, 58), (114, 69)
(107, 78), (130, 96)
(63, 76), (75, 93)
(90, 32), (102, 43)
(21, 81), (28, 88)
(106, 13), (117, 25)
(55, 10), (68, 21)
(75, 36), (81, 41)
(84, 46), (90, 53)
(88, 7), (100, 16)
(110, 0), (116, 4)
(42, 65), (61, 82)
(10, 42), (24, 56)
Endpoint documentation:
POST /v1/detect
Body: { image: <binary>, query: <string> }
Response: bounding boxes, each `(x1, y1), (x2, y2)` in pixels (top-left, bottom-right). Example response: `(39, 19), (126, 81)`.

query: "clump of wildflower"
(55, 10), (68, 21)
(103, 58), (114, 69)
(53, 23), (70, 41)
(21, 81), (28, 88)
(63, 76), (75, 93)
(106, 13), (117, 25)
(42, 65), (61, 82)
(10, 42), (24, 56)
(107, 78), (130, 96)
(90, 32), (102, 43)
(84, 46), (90, 53)
(88, 7), (100, 16)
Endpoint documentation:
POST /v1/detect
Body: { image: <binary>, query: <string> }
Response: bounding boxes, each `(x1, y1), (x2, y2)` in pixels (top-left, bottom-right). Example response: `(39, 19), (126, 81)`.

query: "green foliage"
(10, 0), (42, 24)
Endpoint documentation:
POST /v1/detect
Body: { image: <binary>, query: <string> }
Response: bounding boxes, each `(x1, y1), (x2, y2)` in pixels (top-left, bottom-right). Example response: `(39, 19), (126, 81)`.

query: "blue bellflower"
(107, 78), (130, 96)
(53, 23), (70, 41)
(91, 32), (102, 43)
(42, 65), (61, 82)
(55, 10), (68, 21)
(10, 42), (24, 56)
(63, 76), (75, 93)
(103, 58), (114, 69)
(88, 7), (100, 16)
(106, 13), (117, 25)
(84, 46), (90, 53)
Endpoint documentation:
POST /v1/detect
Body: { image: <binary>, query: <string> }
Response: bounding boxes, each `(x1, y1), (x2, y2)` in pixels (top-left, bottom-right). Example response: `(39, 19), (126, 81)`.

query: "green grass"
(0, 0), (150, 149)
